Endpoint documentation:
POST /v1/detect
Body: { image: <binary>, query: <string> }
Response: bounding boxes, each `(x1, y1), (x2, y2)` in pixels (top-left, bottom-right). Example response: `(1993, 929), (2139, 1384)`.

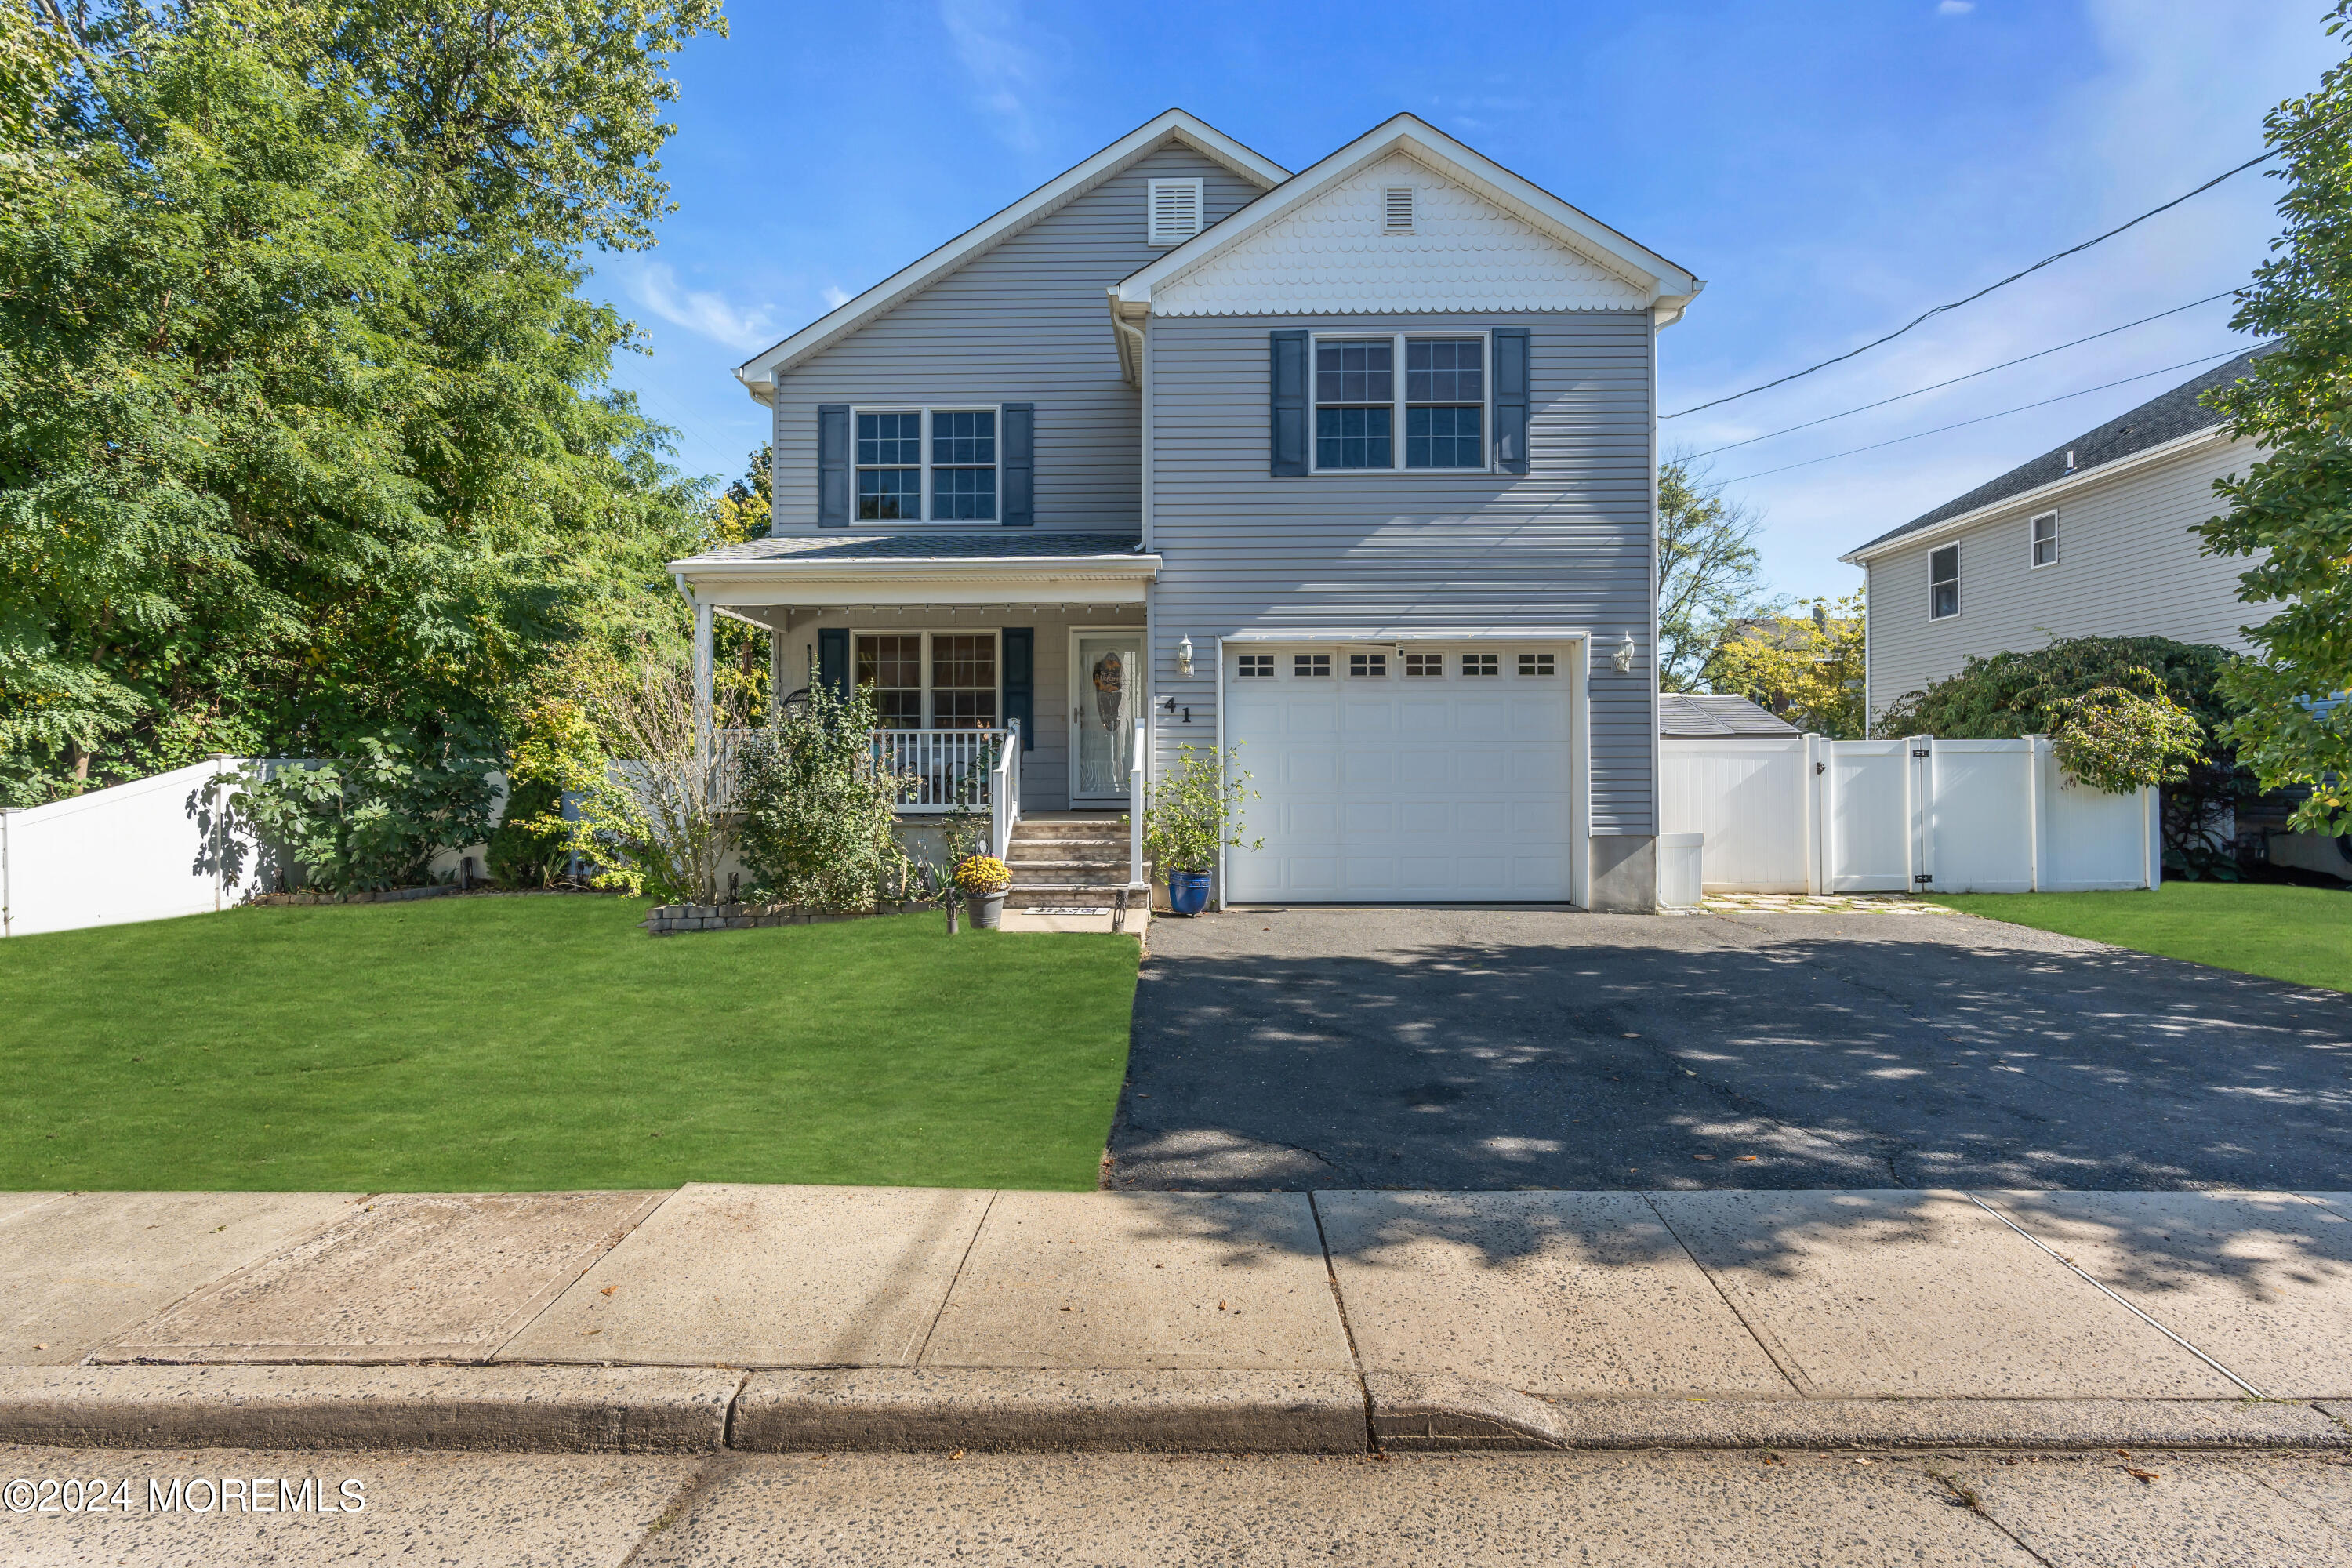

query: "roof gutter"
(1838, 426), (2234, 565)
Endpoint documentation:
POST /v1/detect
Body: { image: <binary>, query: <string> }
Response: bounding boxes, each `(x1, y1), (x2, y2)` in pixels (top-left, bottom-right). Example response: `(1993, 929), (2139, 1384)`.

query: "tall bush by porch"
(735, 684), (913, 913)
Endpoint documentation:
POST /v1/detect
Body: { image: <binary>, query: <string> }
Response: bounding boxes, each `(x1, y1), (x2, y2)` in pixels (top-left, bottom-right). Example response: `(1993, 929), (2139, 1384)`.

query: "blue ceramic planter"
(1167, 870), (1213, 916)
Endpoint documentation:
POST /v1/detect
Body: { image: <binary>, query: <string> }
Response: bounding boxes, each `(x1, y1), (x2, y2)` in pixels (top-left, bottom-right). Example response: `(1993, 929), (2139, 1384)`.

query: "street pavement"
(6, 1445), (2352, 1565)
(1116, 904), (2352, 1191)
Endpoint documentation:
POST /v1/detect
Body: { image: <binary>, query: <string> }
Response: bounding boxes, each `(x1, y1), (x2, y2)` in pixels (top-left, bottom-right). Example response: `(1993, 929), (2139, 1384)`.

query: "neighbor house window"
(1312, 335), (1488, 472)
(854, 408), (997, 521)
(855, 631), (998, 728)
(1403, 652), (1444, 677)
(1236, 654), (1274, 678)
(1462, 652), (1500, 677)
(1931, 545), (1960, 619)
(2030, 510), (2058, 568)
(1294, 653), (1332, 677)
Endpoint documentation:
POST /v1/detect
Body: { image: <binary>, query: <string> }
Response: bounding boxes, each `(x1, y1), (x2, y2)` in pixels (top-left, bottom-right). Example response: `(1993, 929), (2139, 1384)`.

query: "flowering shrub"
(953, 855), (1011, 892)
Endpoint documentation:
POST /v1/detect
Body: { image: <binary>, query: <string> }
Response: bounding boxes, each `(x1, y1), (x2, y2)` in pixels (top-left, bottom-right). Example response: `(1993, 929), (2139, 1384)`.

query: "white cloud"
(821, 285), (851, 310)
(627, 263), (779, 353)
(1938, 2), (1974, 14)
(939, 0), (1044, 151)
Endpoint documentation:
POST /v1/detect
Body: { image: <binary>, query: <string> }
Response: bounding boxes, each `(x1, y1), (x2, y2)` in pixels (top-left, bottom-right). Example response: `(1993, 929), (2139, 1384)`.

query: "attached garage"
(1221, 640), (1585, 903)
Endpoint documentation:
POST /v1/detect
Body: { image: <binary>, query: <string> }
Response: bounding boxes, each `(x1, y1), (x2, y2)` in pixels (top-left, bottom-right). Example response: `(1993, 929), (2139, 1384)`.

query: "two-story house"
(670, 111), (1700, 912)
(1841, 345), (2274, 726)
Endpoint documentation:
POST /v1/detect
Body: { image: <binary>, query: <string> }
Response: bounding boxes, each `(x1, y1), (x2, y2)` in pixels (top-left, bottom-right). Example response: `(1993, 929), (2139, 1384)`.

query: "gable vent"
(1147, 178), (1203, 247)
(1382, 186), (1414, 234)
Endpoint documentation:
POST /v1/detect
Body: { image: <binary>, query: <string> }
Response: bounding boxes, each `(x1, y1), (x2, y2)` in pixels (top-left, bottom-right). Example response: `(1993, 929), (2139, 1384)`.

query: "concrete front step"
(1007, 844), (1131, 865)
(1007, 884), (1147, 909)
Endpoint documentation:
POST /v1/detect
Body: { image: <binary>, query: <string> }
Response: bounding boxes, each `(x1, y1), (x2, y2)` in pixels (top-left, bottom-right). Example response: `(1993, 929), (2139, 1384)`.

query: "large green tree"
(2199, 2), (2352, 833)
(0, 0), (721, 803)
(1655, 456), (1779, 692)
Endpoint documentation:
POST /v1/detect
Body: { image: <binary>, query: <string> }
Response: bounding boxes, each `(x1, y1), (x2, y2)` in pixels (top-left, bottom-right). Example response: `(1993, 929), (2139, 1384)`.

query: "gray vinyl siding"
(1145, 310), (1660, 835)
(1864, 435), (2266, 722)
(768, 145), (1261, 534)
(766, 605), (1141, 812)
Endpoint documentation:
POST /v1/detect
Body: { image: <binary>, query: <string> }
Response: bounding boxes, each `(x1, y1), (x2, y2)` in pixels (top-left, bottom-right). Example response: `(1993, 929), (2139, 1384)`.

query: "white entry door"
(1225, 643), (1577, 902)
(1072, 633), (1143, 801)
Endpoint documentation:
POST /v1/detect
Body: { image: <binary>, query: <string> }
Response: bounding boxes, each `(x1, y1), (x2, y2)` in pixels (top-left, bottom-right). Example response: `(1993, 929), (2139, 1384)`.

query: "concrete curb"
(1367, 1374), (2352, 1452)
(731, 1369), (1367, 1454)
(0, 1366), (741, 1453)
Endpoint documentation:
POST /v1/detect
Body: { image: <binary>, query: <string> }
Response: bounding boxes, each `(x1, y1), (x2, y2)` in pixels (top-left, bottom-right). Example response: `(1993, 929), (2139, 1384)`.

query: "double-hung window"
(1312, 334), (1488, 472)
(855, 408), (997, 521)
(1930, 545), (1960, 619)
(2030, 510), (2058, 568)
(855, 631), (999, 729)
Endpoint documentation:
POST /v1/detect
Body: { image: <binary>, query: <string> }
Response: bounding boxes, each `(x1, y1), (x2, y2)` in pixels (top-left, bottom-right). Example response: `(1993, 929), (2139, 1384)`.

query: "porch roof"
(670, 532), (1159, 608)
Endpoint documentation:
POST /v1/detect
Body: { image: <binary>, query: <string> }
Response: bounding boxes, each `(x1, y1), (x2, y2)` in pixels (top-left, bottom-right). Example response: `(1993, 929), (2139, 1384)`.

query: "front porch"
(673, 532), (1160, 898)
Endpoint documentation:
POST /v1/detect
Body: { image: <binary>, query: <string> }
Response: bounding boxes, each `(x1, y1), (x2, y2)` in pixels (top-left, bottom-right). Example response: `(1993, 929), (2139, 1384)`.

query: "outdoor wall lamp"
(1177, 635), (1195, 677)
(1612, 633), (1638, 674)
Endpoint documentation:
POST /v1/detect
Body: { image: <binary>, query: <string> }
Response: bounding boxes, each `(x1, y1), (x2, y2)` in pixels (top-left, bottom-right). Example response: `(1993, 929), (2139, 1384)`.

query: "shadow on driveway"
(1108, 906), (2352, 1192)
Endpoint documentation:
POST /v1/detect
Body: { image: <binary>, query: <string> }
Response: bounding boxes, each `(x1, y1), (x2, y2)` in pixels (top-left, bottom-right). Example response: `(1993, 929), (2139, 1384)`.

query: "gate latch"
(1914, 873), (1934, 884)
(1911, 748), (1932, 758)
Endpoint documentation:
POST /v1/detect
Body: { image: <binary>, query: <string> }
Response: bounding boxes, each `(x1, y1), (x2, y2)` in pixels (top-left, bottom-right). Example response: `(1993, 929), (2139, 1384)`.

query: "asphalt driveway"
(1108, 905), (2352, 1191)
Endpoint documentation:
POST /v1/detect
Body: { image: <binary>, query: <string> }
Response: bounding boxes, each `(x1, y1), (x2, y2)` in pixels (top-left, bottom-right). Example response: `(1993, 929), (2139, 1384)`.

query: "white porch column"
(691, 599), (714, 766)
(768, 622), (788, 727)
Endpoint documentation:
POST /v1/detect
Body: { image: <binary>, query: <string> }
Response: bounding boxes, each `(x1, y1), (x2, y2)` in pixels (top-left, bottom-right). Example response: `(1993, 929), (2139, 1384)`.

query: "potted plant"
(953, 854), (1011, 929)
(1142, 744), (1261, 916)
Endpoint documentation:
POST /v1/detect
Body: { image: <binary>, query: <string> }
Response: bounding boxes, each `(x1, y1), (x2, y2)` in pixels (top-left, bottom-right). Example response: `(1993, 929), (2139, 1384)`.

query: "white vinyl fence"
(0, 759), (268, 937)
(1661, 734), (2158, 896)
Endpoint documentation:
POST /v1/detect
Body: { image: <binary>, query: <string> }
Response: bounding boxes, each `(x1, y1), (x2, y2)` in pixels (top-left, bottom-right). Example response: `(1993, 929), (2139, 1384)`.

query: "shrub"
(487, 775), (568, 889)
(234, 729), (499, 894)
(1142, 744), (1261, 876)
(735, 683), (912, 912)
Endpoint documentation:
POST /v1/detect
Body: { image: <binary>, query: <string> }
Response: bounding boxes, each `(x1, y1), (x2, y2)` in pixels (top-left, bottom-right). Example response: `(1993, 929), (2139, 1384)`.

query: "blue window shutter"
(1001, 628), (1034, 749)
(818, 405), (850, 527)
(1270, 330), (1308, 477)
(1492, 329), (1530, 475)
(818, 627), (848, 705)
(1000, 402), (1033, 526)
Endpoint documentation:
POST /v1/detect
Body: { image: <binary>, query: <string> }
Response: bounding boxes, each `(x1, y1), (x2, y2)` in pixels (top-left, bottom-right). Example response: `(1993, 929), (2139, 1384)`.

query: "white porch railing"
(989, 722), (1022, 858)
(713, 727), (1013, 815)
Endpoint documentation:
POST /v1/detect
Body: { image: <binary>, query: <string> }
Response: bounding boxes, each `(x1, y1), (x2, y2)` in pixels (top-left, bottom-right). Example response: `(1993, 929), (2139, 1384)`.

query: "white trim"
(670, 554), (1160, 609)
(1840, 426), (2228, 564)
(1217, 628), (1591, 643)
(1068, 627), (1148, 804)
(1306, 330), (1494, 476)
(735, 111), (1286, 399)
(1116, 114), (1700, 320)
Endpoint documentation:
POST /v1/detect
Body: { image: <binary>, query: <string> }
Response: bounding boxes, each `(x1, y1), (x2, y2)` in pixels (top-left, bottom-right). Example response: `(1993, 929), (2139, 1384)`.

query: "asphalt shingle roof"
(1659, 692), (1801, 739)
(684, 532), (1146, 564)
(1846, 342), (2279, 558)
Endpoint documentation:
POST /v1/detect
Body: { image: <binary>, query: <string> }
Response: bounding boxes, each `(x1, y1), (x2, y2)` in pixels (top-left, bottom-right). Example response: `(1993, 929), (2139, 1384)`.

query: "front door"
(1072, 633), (1143, 801)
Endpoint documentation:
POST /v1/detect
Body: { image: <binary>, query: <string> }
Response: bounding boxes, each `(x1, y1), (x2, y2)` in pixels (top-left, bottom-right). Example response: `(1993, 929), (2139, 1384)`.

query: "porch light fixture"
(1178, 635), (1194, 676)
(1612, 633), (1638, 674)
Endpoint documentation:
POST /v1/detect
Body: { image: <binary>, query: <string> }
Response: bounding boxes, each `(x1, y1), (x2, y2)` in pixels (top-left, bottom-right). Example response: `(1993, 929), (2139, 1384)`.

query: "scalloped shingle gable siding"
(1152, 153), (1650, 317)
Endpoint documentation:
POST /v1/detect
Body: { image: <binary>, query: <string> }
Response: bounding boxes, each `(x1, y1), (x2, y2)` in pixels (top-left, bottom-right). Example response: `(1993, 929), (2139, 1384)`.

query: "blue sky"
(592, 0), (2339, 603)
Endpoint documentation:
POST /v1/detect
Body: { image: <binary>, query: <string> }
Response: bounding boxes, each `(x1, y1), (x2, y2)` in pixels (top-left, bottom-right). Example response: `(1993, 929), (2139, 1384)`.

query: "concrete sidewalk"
(3, 1185), (2350, 1456)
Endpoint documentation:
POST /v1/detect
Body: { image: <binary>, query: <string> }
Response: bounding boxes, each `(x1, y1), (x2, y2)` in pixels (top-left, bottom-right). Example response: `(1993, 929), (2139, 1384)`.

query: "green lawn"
(0, 898), (1138, 1192)
(1929, 880), (2352, 993)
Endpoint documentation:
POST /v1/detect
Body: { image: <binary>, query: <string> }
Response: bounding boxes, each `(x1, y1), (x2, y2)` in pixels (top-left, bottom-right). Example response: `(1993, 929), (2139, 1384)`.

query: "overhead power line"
(1709, 347), (2250, 486)
(1663, 145), (2283, 422)
(1682, 291), (2241, 461)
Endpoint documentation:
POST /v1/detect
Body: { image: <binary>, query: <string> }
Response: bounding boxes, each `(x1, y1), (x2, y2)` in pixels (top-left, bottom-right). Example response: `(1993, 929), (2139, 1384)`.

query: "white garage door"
(1225, 643), (1578, 902)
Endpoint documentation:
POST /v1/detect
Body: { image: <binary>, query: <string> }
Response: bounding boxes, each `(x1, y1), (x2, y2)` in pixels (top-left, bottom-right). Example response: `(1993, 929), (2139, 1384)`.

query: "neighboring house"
(670, 110), (1700, 911)
(1658, 693), (1798, 740)
(1840, 346), (2276, 726)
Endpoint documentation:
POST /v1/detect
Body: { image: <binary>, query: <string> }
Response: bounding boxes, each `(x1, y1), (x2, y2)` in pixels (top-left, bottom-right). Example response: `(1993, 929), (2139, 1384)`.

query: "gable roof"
(1841, 343), (2278, 563)
(1113, 114), (1701, 324)
(1659, 692), (1801, 739)
(732, 111), (1287, 401)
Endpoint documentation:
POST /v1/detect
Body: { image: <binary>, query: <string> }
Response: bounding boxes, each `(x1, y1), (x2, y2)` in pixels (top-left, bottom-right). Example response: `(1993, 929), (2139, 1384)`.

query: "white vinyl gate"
(1661, 734), (2157, 895)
